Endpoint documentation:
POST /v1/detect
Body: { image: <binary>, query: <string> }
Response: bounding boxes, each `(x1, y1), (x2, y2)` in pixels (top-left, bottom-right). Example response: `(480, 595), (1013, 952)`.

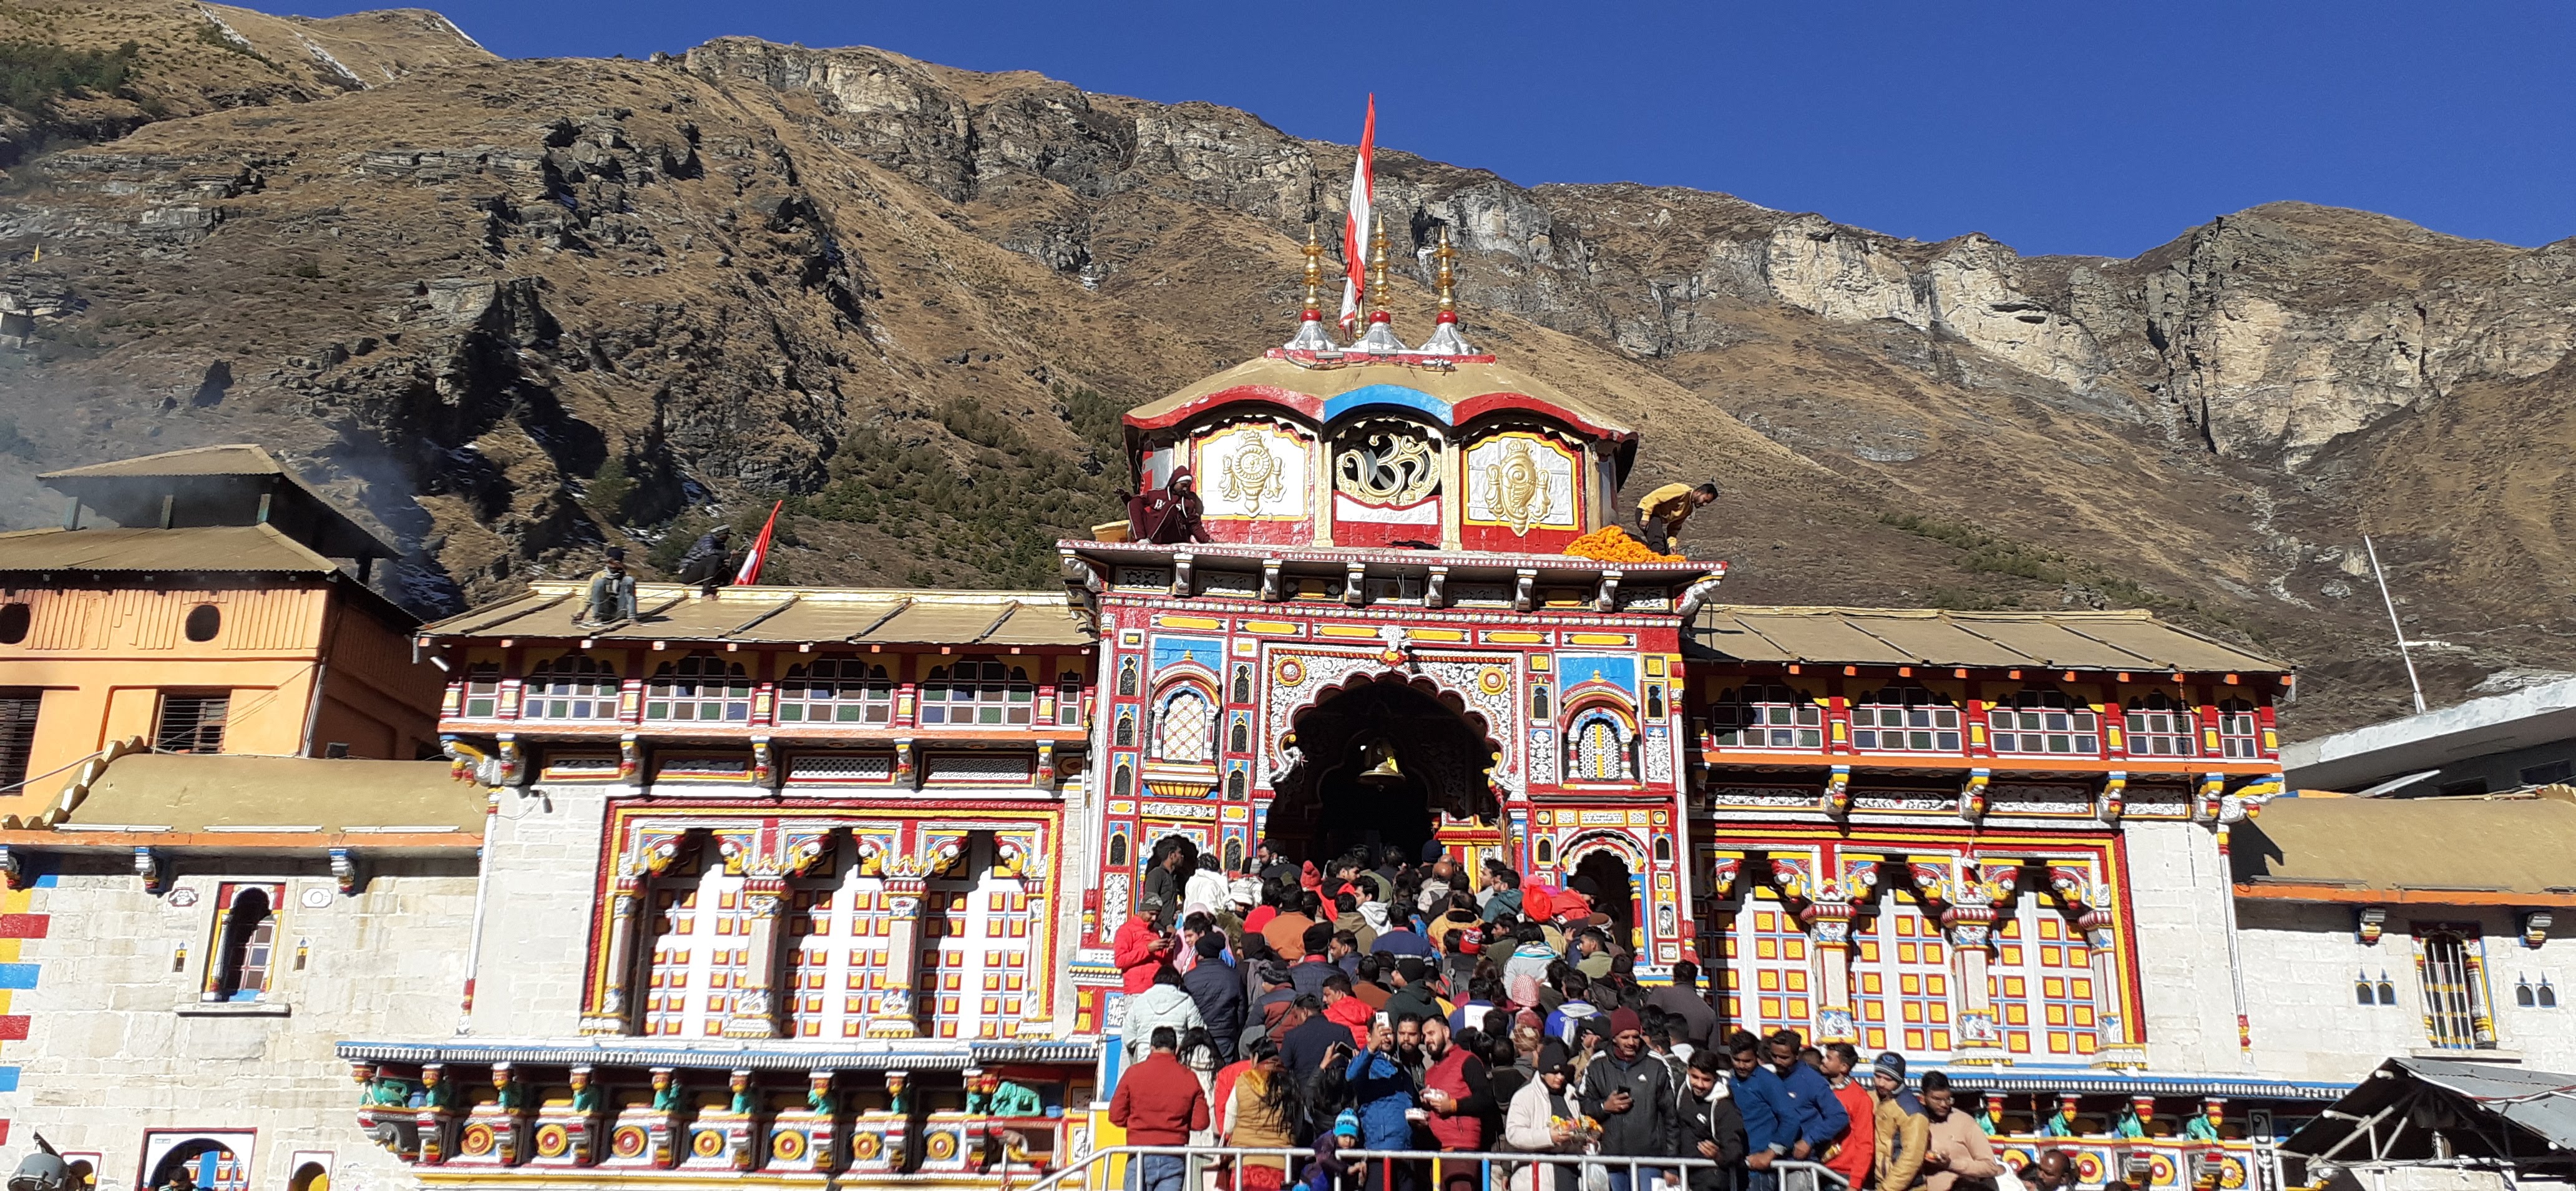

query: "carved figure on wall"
(1335, 424), (1438, 504)
(1214, 426), (1287, 516)
(1483, 438), (1554, 534)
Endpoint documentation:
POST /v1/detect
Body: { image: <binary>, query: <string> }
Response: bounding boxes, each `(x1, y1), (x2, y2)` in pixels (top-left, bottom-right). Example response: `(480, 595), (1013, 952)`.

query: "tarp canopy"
(2281, 1057), (2576, 1170)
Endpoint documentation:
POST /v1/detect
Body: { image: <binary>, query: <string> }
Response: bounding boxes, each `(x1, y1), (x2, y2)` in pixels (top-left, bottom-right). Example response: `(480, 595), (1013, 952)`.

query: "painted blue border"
(1322, 385), (1453, 425)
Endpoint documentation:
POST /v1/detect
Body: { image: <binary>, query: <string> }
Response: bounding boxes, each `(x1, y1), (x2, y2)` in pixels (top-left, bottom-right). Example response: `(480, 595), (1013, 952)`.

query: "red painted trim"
(1123, 383), (1634, 442)
(0, 915), (46, 939)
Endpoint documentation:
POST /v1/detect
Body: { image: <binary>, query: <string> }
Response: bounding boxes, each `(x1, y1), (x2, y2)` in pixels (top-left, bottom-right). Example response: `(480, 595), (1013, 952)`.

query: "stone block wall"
(2123, 822), (2246, 1072)
(0, 857), (474, 1191)
(461, 783), (612, 1039)
(2238, 901), (2576, 1080)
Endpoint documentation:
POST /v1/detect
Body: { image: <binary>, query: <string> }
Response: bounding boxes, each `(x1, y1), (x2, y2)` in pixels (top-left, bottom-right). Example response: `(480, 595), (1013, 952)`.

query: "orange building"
(0, 445), (443, 814)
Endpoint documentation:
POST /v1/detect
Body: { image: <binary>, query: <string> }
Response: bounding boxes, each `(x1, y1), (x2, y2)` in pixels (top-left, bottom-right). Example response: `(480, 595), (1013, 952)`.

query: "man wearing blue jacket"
(1765, 1030), (1849, 1159)
(1344, 1014), (1420, 1191)
(1727, 1033), (1797, 1191)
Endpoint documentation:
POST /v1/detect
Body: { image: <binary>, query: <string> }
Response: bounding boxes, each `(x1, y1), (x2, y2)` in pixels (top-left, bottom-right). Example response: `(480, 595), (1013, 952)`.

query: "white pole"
(2363, 535), (2427, 715)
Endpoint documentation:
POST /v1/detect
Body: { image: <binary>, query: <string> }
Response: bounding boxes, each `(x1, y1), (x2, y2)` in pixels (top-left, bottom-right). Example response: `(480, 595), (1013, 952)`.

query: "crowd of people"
(1103, 841), (2038, 1191)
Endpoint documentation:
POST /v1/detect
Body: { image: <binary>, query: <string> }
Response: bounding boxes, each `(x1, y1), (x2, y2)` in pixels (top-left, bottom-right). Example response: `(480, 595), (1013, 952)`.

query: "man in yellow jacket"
(1872, 1051), (1932, 1191)
(1634, 482), (1719, 556)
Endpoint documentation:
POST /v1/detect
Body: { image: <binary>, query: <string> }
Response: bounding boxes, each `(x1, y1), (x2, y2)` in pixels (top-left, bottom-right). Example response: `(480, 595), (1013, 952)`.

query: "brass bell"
(1357, 738), (1403, 785)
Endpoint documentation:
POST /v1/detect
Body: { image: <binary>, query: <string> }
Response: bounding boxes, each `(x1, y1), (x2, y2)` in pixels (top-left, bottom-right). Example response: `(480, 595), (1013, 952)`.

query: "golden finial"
(1367, 213), (1390, 323)
(1301, 223), (1324, 318)
(1435, 225), (1457, 317)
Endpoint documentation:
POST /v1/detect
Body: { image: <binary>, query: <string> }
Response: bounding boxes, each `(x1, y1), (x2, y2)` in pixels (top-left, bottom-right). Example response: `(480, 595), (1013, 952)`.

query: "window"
(1566, 705), (1638, 782)
(526, 656), (619, 720)
(2416, 930), (2493, 1050)
(1113, 761), (1133, 800)
(1851, 687), (1961, 753)
(1990, 690), (2100, 756)
(156, 692), (229, 753)
(1151, 685), (1215, 763)
(1116, 657), (1139, 697)
(1226, 770), (1247, 800)
(2356, 970), (2396, 1007)
(2123, 694), (2197, 757)
(1114, 711), (1136, 747)
(2216, 698), (2262, 759)
(0, 691), (36, 792)
(1056, 674), (1083, 727)
(1228, 717), (1250, 754)
(1232, 665), (1254, 705)
(777, 657), (892, 724)
(461, 664), (499, 718)
(645, 655), (750, 722)
(2514, 978), (2558, 1009)
(1531, 685), (1552, 721)
(1707, 685), (1823, 749)
(183, 604), (222, 643)
(920, 659), (1033, 726)
(0, 603), (27, 645)
(203, 884), (281, 1001)
(2518, 759), (2574, 787)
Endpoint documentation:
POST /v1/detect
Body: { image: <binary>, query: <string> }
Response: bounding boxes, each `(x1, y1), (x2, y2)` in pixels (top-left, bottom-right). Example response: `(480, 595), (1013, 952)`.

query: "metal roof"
(0, 524), (341, 574)
(39, 443), (289, 479)
(48, 753), (486, 834)
(2229, 791), (2576, 903)
(2281, 1057), (2576, 1162)
(2284, 677), (2576, 792)
(423, 581), (1093, 649)
(1691, 605), (2286, 674)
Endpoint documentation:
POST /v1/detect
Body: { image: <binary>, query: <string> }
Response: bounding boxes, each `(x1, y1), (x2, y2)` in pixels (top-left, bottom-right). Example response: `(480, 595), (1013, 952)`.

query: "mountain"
(5, 6), (2575, 737)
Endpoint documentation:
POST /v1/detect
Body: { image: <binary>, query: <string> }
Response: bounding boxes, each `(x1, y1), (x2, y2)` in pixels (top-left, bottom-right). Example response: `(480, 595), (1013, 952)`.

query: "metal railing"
(1016, 1143), (1852, 1191)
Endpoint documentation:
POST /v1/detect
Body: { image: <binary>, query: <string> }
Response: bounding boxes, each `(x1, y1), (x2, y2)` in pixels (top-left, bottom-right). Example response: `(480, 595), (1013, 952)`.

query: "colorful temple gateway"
(0, 290), (2570, 1191)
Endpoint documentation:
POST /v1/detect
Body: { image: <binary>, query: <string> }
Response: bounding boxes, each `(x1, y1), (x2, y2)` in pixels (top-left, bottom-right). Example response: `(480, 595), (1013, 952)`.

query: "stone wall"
(2238, 901), (2576, 1081)
(0, 858), (474, 1191)
(2124, 822), (2247, 1072)
(461, 783), (613, 1039)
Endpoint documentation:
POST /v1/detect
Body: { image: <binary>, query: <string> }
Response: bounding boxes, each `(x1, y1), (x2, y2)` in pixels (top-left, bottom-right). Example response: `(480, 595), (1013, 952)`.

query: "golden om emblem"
(1485, 438), (1553, 535)
(1217, 426), (1286, 516)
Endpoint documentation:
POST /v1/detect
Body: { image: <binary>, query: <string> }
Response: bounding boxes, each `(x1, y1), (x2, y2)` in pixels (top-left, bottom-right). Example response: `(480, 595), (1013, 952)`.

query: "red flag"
(733, 501), (783, 586)
(1337, 95), (1376, 333)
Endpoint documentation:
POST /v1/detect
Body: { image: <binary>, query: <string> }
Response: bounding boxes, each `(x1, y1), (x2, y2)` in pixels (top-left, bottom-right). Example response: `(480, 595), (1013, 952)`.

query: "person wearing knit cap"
(1873, 1052), (1930, 1191)
(1576, 1005), (1683, 1190)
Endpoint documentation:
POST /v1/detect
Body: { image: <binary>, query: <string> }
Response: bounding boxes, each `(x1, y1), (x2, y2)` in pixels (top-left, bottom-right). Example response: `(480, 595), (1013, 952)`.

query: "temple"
(0, 242), (2567, 1191)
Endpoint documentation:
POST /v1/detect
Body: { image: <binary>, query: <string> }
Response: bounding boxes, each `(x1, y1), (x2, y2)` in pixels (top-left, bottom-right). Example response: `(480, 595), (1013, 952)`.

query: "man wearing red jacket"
(1110, 1026), (1210, 1191)
(1418, 1013), (1495, 1191)
(1115, 907), (1176, 994)
(1821, 1043), (1880, 1191)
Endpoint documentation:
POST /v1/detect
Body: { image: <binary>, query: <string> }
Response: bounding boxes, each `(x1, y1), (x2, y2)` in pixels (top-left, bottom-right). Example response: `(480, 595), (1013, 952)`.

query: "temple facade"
(0, 299), (2567, 1191)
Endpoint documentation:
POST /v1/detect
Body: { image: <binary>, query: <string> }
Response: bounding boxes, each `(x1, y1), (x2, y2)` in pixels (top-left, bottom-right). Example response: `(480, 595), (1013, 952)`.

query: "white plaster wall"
(2123, 821), (2247, 1074)
(1, 863), (473, 1191)
(2239, 903), (2576, 1081)
(462, 782), (613, 1038)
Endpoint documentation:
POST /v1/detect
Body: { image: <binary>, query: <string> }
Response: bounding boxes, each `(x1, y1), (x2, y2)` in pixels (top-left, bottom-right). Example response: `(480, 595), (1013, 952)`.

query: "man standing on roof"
(1634, 483), (1719, 557)
(675, 526), (734, 594)
(583, 547), (637, 624)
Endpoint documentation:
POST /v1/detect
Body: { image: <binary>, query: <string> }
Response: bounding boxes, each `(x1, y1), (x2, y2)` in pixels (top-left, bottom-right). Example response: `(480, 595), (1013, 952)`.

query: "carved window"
(1113, 762), (1134, 800)
(1850, 687), (1959, 753)
(1107, 833), (1129, 867)
(2416, 929), (2494, 1051)
(1566, 705), (1637, 783)
(1226, 770), (1247, 800)
(203, 883), (282, 1002)
(527, 656), (618, 720)
(1989, 690), (2098, 756)
(1115, 711), (1136, 748)
(1531, 685), (1552, 721)
(2122, 694), (2197, 757)
(1151, 685), (1215, 763)
(2216, 699), (2262, 758)
(462, 664), (500, 718)
(1232, 664), (1254, 705)
(1117, 657), (1139, 697)
(643, 838), (749, 1038)
(922, 658), (1033, 726)
(155, 691), (230, 752)
(1334, 420), (1440, 506)
(646, 655), (751, 722)
(1229, 718), (1251, 754)
(1707, 685), (1823, 749)
(778, 657), (893, 724)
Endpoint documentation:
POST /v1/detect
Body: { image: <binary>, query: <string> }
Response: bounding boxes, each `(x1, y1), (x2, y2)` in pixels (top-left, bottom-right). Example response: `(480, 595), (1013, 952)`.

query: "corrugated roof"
(1690, 605), (2286, 674)
(421, 582), (1092, 648)
(2282, 1057), (2576, 1159)
(0, 524), (339, 574)
(2229, 791), (2576, 898)
(39, 443), (288, 479)
(55, 753), (484, 833)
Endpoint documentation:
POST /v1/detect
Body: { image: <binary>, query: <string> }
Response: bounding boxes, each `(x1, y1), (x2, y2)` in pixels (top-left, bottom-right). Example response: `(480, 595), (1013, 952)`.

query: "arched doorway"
(1264, 676), (1501, 863)
(147, 1142), (243, 1191)
(1570, 844), (1639, 941)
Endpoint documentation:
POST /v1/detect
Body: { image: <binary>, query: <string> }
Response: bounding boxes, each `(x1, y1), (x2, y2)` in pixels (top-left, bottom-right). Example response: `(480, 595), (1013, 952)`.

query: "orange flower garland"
(1563, 526), (1684, 564)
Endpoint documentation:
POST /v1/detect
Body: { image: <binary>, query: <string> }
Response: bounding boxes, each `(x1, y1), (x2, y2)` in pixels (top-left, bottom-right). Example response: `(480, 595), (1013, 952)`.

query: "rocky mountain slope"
(4, 6), (2575, 736)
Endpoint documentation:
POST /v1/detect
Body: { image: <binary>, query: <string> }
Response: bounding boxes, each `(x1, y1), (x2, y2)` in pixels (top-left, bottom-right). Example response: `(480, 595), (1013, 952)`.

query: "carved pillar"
(1943, 870), (2006, 1063)
(867, 879), (929, 1037)
(583, 875), (646, 1034)
(2089, 926), (2145, 1066)
(723, 878), (789, 1038)
(1807, 901), (1859, 1044)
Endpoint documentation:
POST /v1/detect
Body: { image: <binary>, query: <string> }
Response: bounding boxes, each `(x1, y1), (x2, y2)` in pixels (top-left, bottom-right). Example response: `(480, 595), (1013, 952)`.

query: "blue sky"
(388, 0), (2572, 259)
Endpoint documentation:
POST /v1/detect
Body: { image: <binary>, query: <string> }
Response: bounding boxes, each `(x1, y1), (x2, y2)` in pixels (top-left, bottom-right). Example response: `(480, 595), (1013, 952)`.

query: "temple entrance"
(1263, 676), (1501, 864)
(1572, 848), (1637, 941)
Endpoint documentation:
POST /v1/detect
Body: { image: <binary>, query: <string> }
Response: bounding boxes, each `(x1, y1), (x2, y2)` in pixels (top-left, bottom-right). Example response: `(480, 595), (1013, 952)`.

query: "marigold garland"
(1563, 526), (1684, 563)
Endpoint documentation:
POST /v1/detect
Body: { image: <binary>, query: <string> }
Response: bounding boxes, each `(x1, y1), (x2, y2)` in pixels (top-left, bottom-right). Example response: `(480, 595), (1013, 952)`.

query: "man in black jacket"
(1181, 933), (1246, 1062)
(1578, 1007), (1682, 1191)
(1679, 1049), (1749, 1191)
